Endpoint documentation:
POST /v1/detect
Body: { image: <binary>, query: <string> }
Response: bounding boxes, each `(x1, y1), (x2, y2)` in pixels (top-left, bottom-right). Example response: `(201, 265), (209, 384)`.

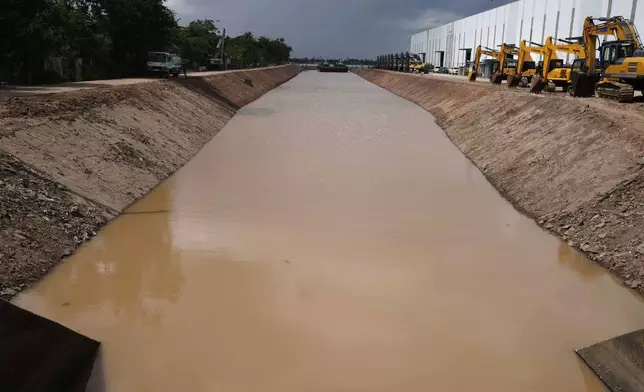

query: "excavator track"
(595, 81), (635, 103)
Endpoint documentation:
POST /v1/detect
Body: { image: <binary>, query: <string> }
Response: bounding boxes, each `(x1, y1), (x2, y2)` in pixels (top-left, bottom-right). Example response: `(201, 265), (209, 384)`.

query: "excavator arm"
(515, 40), (535, 75)
(541, 37), (558, 81)
(547, 40), (586, 58)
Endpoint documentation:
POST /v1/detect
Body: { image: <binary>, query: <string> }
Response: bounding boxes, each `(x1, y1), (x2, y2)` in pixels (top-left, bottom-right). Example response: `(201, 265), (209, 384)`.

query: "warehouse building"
(410, 0), (644, 75)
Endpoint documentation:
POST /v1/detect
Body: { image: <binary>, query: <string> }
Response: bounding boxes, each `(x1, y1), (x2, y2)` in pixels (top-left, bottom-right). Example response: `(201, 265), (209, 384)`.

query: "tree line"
(0, 0), (292, 84)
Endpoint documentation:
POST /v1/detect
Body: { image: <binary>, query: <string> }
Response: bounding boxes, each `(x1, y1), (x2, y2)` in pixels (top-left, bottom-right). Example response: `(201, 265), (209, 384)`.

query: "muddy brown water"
(14, 71), (644, 391)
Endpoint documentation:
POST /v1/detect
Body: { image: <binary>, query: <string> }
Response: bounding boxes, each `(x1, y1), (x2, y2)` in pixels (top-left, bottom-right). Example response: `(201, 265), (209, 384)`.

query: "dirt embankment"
(0, 66), (301, 299)
(356, 69), (644, 293)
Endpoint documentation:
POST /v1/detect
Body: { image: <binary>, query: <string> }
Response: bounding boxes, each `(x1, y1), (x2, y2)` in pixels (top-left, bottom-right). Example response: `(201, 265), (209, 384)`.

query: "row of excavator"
(467, 16), (644, 103)
(374, 53), (432, 74)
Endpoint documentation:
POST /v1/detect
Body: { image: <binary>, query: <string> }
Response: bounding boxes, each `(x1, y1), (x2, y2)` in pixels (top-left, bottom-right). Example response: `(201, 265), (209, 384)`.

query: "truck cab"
(147, 52), (183, 77)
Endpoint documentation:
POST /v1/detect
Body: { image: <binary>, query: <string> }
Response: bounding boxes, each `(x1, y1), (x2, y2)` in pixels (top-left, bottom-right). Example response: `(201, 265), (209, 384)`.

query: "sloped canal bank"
(14, 71), (644, 391)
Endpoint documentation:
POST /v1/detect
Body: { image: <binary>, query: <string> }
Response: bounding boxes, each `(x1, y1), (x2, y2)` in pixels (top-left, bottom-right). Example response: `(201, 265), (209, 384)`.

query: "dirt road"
(0, 67), (284, 100)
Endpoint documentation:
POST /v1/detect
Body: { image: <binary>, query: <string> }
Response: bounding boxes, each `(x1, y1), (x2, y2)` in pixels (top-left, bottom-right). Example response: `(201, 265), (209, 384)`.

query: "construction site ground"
(357, 68), (644, 294)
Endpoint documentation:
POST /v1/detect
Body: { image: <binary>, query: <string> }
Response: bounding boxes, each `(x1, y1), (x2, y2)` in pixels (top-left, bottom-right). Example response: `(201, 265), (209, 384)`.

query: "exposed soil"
(356, 69), (644, 294)
(0, 150), (114, 300)
(0, 65), (301, 299)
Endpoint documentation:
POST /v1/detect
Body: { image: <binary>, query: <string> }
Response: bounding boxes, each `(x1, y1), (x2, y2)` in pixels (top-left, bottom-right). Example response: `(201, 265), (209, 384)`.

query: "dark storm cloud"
(167, 0), (515, 58)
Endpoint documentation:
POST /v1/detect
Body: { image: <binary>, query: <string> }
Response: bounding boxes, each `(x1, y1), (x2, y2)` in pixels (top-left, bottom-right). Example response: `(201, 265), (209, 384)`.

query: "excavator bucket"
(468, 71), (477, 82)
(490, 72), (505, 84)
(568, 72), (601, 98)
(530, 75), (548, 93)
(507, 74), (520, 88)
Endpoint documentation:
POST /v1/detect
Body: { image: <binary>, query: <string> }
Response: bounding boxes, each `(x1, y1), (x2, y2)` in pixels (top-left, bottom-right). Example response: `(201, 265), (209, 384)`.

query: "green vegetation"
(0, 0), (292, 84)
(173, 20), (292, 70)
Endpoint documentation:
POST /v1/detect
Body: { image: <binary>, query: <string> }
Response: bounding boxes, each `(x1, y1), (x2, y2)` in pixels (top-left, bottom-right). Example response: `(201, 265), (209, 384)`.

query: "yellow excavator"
(507, 39), (547, 88)
(542, 38), (586, 90)
(490, 43), (519, 84)
(468, 44), (517, 83)
(530, 37), (586, 92)
(569, 16), (644, 102)
(468, 46), (496, 81)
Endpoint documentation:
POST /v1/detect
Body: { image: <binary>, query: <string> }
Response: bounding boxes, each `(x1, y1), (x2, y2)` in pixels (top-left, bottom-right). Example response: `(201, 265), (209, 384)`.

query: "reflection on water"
(558, 242), (604, 281)
(13, 72), (644, 392)
(27, 212), (184, 322)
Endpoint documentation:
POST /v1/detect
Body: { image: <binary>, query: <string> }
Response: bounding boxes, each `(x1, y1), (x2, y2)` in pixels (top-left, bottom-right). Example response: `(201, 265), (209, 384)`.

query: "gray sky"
(167, 0), (514, 58)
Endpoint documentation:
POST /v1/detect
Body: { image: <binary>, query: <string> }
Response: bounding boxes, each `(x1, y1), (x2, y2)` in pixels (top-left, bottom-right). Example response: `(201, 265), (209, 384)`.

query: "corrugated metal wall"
(409, 0), (644, 67)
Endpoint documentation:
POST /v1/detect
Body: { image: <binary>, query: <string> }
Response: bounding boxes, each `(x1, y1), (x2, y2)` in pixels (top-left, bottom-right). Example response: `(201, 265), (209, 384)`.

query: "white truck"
(147, 52), (183, 77)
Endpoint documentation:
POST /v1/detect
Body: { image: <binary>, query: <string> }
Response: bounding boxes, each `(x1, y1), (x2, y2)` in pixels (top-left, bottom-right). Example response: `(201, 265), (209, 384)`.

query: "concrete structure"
(410, 0), (644, 69)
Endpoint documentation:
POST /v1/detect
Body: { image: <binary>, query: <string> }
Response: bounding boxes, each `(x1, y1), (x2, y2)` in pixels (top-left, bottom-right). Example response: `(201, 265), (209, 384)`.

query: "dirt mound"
(0, 65), (301, 299)
(357, 69), (644, 293)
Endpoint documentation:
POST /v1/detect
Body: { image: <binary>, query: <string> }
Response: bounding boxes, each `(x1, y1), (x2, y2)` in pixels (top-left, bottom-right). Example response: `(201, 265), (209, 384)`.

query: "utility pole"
(219, 28), (227, 70)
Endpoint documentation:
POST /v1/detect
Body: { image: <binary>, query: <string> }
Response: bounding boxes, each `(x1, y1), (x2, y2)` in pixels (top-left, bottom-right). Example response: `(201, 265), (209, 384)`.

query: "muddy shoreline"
(355, 69), (644, 295)
(0, 66), (301, 299)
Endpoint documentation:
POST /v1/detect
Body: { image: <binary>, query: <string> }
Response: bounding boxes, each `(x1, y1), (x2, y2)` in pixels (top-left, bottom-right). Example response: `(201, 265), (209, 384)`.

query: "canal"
(14, 71), (644, 391)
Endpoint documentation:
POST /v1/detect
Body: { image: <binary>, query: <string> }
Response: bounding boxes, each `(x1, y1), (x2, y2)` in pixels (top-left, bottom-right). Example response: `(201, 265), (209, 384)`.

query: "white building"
(410, 0), (644, 69)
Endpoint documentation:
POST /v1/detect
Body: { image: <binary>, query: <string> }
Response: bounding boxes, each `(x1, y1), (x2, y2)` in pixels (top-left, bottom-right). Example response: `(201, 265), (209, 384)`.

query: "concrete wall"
(410, 0), (644, 67)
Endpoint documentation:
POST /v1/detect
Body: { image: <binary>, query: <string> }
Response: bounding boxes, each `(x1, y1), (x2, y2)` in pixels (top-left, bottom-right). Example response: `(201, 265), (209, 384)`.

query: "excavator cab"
(521, 61), (536, 73)
(599, 40), (636, 69)
(543, 59), (572, 89)
(549, 59), (565, 69)
(593, 40), (644, 101)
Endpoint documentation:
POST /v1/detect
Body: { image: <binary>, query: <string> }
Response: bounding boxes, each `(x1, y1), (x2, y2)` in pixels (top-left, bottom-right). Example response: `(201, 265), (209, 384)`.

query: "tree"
(225, 33), (292, 69)
(0, 2), (292, 83)
(174, 19), (221, 68)
(98, 0), (178, 76)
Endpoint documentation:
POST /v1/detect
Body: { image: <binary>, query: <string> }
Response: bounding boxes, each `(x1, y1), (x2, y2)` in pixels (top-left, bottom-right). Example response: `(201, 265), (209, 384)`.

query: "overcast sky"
(167, 0), (514, 58)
